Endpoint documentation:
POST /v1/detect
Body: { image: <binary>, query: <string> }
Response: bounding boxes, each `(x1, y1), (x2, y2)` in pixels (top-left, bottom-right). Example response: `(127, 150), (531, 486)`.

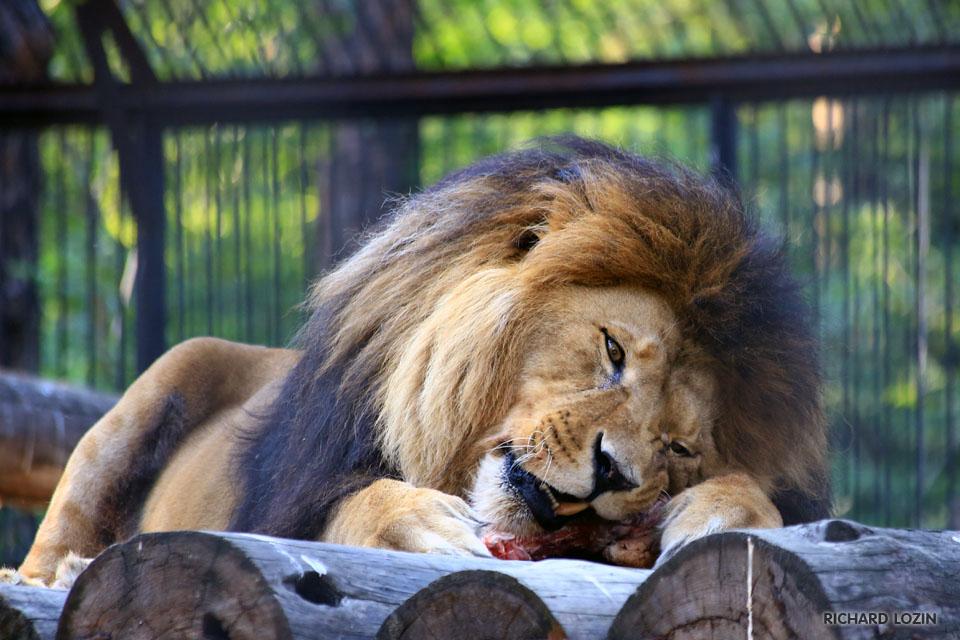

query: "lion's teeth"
(555, 502), (590, 516)
(540, 484), (560, 508)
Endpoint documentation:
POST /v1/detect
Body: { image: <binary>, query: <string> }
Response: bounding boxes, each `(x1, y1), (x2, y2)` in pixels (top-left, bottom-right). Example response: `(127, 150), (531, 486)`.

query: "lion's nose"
(592, 433), (638, 496)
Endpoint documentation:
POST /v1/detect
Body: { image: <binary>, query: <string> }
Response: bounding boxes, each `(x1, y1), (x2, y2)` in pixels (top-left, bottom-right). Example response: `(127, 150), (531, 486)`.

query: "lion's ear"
(513, 229), (541, 253)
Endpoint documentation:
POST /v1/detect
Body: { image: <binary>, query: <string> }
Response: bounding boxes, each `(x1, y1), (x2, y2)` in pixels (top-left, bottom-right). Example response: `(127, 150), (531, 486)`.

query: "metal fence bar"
(710, 96), (737, 181)
(3, 46), (959, 127)
(76, 0), (167, 372)
(945, 94), (958, 529)
(914, 97), (930, 526)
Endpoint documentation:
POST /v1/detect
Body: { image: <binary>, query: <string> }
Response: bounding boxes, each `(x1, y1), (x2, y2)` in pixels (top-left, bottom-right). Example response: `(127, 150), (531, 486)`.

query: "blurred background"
(1, 0), (958, 565)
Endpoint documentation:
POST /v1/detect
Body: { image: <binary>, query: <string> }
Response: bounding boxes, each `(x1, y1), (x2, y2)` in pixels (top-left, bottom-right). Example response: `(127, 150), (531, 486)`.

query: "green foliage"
(24, 1), (960, 549)
(32, 92), (959, 532)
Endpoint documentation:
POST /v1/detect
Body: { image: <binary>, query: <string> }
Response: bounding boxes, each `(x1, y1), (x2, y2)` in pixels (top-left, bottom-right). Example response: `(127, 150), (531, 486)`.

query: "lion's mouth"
(502, 451), (592, 531)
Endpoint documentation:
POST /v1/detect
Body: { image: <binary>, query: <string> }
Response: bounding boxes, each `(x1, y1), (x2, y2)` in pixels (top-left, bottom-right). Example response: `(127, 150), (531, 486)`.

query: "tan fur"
(12, 140), (826, 587)
(16, 338), (299, 584)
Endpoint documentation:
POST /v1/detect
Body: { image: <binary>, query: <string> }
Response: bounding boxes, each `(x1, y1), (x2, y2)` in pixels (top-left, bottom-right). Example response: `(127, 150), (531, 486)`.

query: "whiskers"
(490, 431), (553, 477)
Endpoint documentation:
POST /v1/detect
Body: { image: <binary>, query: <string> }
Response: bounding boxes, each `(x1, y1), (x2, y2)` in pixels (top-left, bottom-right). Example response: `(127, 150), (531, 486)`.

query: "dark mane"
(229, 302), (399, 538)
(229, 136), (830, 539)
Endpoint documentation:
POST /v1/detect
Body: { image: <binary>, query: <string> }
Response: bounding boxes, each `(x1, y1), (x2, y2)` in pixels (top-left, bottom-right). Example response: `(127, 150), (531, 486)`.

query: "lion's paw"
(0, 552), (91, 589)
(370, 489), (492, 558)
(328, 480), (493, 558)
(51, 552), (92, 590)
(656, 473), (781, 568)
(0, 567), (47, 587)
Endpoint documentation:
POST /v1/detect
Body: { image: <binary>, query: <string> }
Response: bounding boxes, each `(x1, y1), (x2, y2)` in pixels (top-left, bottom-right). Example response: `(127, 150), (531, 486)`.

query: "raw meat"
(483, 498), (667, 568)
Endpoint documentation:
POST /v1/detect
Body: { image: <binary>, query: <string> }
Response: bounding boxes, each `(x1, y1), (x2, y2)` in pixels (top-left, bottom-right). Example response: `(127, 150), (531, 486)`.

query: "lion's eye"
(603, 331), (625, 368)
(669, 441), (693, 457)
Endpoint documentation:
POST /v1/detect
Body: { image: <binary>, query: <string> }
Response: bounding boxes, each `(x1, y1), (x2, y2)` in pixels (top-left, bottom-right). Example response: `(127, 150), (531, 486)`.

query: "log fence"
(2, 519), (957, 640)
(0, 371), (117, 509)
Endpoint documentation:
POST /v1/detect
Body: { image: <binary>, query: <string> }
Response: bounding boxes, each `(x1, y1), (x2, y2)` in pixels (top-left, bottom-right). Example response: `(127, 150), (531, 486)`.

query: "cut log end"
(377, 570), (566, 640)
(56, 534), (291, 640)
(609, 533), (831, 640)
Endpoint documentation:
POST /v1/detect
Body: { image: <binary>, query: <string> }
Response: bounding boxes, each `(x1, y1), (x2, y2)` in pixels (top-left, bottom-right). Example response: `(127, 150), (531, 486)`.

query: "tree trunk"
(56, 530), (650, 640)
(0, 583), (66, 640)
(0, 372), (117, 507)
(609, 519), (960, 640)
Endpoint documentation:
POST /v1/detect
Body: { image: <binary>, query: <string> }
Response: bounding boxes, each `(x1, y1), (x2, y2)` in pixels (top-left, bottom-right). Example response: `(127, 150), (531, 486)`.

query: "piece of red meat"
(483, 498), (667, 568)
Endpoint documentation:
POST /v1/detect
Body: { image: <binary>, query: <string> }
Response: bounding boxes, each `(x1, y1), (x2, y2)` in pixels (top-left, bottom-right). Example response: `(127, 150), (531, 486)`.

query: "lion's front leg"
(657, 472), (782, 566)
(323, 479), (491, 558)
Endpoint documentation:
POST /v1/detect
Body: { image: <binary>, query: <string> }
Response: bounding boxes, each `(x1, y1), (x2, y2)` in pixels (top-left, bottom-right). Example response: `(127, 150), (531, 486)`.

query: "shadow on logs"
(377, 570), (565, 640)
(0, 583), (66, 640)
(608, 519), (960, 640)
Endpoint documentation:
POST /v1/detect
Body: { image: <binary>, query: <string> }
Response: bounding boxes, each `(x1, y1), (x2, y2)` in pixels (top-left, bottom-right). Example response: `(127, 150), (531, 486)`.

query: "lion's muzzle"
(503, 432), (642, 531)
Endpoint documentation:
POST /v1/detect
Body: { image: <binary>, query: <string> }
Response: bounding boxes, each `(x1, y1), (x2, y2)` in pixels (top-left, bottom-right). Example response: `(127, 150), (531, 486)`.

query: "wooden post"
(0, 583), (66, 640)
(55, 531), (649, 640)
(609, 519), (960, 640)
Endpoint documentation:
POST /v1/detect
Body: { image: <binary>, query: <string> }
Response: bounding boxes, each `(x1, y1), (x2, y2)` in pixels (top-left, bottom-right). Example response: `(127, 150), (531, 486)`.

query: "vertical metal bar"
(945, 94), (958, 529)
(232, 126), (243, 337)
(809, 100), (822, 328)
(187, 135), (197, 338)
(243, 130), (253, 343)
(174, 133), (185, 343)
(203, 129), (214, 335)
(132, 120), (168, 373)
(214, 126), (224, 336)
(75, 0), (166, 374)
(54, 129), (67, 378)
(115, 178), (127, 391)
(869, 102), (882, 517)
(881, 99), (892, 526)
(914, 97), (929, 528)
(272, 126), (282, 345)
(748, 104), (760, 196)
(262, 130), (272, 342)
(840, 98), (851, 508)
(849, 99), (861, 518)
(823, 99), (834, 332)
(85, 130), (98, 387)
(710, 96), (737, 183)
(299, 123), (311, 288)
(778, 104), (790, 234)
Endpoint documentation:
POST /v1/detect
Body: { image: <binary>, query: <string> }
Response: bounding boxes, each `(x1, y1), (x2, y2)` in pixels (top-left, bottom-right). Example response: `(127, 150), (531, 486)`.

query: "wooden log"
(56, 531), (649, 640)
(377, 570), (565, 640)
(609, 519), (960, 640)
(0, 583), (66, 640)
(0, 372), (116, 507)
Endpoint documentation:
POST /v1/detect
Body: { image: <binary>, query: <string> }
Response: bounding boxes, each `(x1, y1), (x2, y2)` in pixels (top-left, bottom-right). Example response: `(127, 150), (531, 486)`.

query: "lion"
(11, 136), (829, 587)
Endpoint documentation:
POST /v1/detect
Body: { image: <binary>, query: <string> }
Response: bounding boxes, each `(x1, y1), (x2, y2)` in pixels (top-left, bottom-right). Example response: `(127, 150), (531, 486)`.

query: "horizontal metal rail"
(2, 46), (959, 127)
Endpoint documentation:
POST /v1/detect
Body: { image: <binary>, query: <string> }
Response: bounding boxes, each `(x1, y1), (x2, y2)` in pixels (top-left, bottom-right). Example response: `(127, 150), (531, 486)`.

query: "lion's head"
(232, 136), (828, 540)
